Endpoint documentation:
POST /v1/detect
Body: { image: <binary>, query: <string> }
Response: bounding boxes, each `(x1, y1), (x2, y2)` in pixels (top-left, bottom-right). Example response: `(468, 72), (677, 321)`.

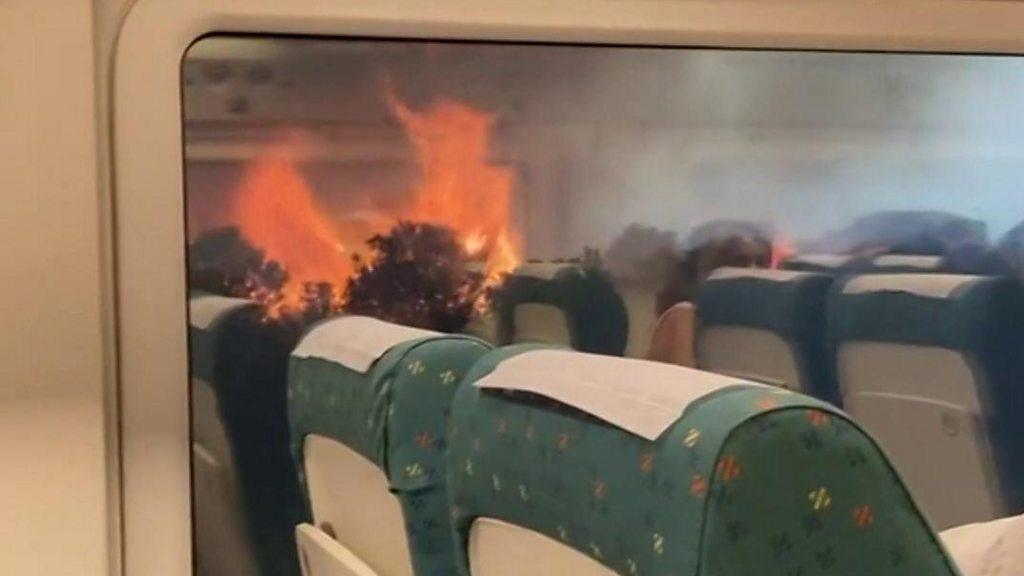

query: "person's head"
(691, 234), (772, 280)
(656, 226), (772, 315)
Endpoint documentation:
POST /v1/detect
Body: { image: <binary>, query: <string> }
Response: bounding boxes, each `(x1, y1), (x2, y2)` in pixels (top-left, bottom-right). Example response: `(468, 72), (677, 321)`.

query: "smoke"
(603, 224), (679, 287)
(186, 39), (1024, 265)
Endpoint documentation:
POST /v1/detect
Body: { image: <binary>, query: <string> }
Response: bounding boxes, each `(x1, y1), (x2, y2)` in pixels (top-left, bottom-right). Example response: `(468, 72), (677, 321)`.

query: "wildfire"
(227, 135), (350, 317)
(387, 90), (521, 285)
(225, 90), (521, 318)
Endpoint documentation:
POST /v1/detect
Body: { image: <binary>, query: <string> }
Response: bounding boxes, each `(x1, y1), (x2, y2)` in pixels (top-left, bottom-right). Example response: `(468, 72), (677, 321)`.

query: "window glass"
(183, 36), (1024, 576)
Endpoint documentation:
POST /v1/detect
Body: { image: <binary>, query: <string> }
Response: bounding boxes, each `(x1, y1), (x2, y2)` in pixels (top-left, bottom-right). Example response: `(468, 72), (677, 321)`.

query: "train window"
(183, 36), (1024, 576)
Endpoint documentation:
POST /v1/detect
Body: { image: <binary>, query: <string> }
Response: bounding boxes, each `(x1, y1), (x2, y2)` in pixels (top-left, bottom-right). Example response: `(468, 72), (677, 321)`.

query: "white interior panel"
(296, 523), (380, 576)
(468, 518), (617, 576)
(304, 434), (414, 576)
(838, 342), (1001, 529)
(697, 326), (802, 390)
(513, 303), (572, 347)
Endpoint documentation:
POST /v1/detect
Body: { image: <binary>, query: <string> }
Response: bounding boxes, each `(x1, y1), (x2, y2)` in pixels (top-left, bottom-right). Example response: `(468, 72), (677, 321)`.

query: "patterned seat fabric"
(494, 263), (630, 356)
(288, 317), (492, 576)
(695, 268), (837, 403)
(448, 345), (959, 576)
(189, 293), (305, 576)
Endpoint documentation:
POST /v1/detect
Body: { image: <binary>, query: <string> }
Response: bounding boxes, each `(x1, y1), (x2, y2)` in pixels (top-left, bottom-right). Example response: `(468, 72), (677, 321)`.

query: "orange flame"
(226, 90), (521, 318)
(228, 136), (350, 317)
(387, 91), (521, 284)
(771, 236), (796, 268)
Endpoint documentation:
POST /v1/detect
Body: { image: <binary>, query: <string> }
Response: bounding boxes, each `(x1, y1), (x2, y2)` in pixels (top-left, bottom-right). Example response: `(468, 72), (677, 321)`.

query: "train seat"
(494, 263), (629, 356)
(188, 294), (262, 576)
(448, 346), (959, 576)
(694, 268), (837, 402)
(288, 316), (492, 576)
(189, 293), (306, 576)
(829, 273), (1024, 529)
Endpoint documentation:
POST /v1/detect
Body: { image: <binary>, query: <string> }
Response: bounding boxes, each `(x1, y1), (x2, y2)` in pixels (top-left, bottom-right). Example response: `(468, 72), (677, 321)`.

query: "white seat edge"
(296, 523), (380, 576)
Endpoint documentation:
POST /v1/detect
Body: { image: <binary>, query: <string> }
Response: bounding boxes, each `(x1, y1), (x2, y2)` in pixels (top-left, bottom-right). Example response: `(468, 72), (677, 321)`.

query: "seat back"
(511, 303), (572, 346)
(695, 268), (836, 402)
(829, 273), (1024, 529)
(295, 524), (378, 576)
(448, 346), (959, 576)
(301, 435), (410, 576)
(192, 442), (260, 576)
(468, 519), (616, 576)
(188, 294), (262, 576)
(288, 316), (492, 576)
(495, 263), (629, 356)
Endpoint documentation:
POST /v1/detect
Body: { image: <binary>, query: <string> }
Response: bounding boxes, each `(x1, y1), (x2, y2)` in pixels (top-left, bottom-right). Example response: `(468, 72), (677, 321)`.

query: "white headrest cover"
(292, 316), (439, 373)
(942, 513), (1024, 575)
(513, 263), (570, 280)
(189, 295), (253, 330)
(872, 254), (944, 269)
(842, 273), (980, 299)
(708, 267), (813, 283)
(788, 254), (854, 268)
(474, 349), (760, 440)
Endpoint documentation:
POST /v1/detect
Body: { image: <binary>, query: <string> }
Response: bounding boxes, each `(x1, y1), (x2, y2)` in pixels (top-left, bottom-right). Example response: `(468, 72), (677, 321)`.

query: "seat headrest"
(513, 262), (576, 280)
(830, 274), (1024, 352)
(781, 253), (865, 273)
(496, 266), (629, 356)
(292, 315), (439, 373)
(188, 294), (255, 330)
(869, 254), (945, 272)
(697, 267), (833, 340)
(474, 348), (756, 440)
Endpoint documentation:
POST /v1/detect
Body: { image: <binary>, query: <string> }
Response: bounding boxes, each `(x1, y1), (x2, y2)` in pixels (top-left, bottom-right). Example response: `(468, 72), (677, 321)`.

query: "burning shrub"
(188, 226), (287, 297)
(189, 226), (342, 325)
(343, 221), (485, 332)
